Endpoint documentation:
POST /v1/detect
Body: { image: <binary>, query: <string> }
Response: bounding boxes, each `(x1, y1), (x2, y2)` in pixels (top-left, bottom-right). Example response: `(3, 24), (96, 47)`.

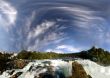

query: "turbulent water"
(0, 59), (110, 78)
(0, 60), (72, 78)
(77, 59), (110, 78)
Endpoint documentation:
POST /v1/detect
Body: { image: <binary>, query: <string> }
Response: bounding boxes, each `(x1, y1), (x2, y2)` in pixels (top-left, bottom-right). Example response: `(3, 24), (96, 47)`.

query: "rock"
(72, 61), (92, 78)
(10, 72), (22, 78)
(8, 70), (15, 75)
(13, 59), (28, 69)
(88, 75), (92, 78)
(39, 73), (54, 78)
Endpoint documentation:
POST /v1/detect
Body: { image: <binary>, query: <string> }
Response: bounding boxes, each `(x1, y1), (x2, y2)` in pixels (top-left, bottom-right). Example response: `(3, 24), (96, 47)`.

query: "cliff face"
(71, 61), (92, 78)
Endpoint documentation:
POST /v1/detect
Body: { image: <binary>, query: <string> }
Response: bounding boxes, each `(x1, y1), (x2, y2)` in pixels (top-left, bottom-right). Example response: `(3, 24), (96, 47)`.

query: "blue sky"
(0, 0), (110, 53)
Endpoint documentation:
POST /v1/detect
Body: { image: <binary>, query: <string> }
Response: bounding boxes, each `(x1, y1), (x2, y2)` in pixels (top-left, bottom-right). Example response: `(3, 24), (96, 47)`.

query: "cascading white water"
(1, 59), (110, 78)
(76, 59), (110, 78)
(0, 59), (72, 78)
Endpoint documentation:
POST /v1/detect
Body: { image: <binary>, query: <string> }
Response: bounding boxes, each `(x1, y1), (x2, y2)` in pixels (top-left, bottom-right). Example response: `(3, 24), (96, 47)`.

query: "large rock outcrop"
(72, 61), (92, 78)
(13, 59), (28, 69)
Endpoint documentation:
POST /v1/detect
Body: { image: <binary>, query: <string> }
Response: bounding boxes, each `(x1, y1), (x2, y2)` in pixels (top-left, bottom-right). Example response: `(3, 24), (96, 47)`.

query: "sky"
(0, 0), (110, 53)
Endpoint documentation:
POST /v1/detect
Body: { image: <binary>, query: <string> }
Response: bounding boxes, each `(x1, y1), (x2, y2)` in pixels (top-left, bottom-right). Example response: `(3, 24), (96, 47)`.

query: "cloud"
(27, 30), (66, 51)
(25, 11), (36, 33)
(58, 5), (108, 48)
(27, 20), (56, 39)
(27, 20), (57, 51)
(1, 0), (109, 52)
(14, 2), (104, 52)
(42, 32), (65, 43)
(46, 49), (64, 53)
(56, 45), (81, 52)
(58, 6), (106, 30)
(45, 44), (81, 53)
(0, 0), (17, 31)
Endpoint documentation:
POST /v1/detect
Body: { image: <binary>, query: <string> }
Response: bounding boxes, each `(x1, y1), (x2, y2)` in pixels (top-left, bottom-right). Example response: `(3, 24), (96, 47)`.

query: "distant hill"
(78, 46), (110, 66)
(62, 46), (110, 66)
(15, 47), (110, 66)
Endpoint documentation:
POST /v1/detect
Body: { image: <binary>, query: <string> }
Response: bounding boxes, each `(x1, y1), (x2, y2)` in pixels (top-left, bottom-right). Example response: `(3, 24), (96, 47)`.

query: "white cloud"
(56, 45), (81, 52)
(59, 6), (107, 46)
(27, 21), (57, 51)
(25, 11), (36, 33)
(0, 0), (17, 30)
(27, 32), (65, 51)
(53, 37), (67, 44)
(45, 45), (81, 53)
(42, 32), (64, 43)
(58, 6), (93, 15)
(46, 49), (64, 53)
(58, 6), (106, 30)
(45, 32), (59, 41)
(25, 5), (107, 52)
(28, 20), (56, 39)
(27, 39), (40, 51)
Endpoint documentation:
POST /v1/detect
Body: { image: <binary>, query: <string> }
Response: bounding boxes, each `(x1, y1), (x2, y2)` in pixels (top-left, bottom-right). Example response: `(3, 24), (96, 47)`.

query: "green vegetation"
(0, 52), (12, 73)
(16, 47), (110, 66)
(17, 50), (59, 59)
(81, 46), (110, 66)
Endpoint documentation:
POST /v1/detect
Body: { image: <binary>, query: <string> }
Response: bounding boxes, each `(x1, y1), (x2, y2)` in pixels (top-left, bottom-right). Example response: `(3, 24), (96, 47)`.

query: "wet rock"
(8, 70), (15, 75)
(39, 73), (54, 78)
(88, 75), (92, 78)
(10, 72), (22, 78)
(28, 65), (33, 71)
(72, 61), (92, 78)
(13, 59), (28, 69)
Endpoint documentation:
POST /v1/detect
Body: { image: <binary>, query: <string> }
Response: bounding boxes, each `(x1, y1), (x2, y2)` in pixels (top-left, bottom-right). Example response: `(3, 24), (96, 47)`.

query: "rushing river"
(0, 60), (72, 78)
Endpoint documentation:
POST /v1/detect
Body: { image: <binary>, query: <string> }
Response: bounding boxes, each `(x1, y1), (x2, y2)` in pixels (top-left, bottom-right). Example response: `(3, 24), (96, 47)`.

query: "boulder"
(71, 61), (92, 78)
(13, 59), (28, 69)
(10, 72), (22, 78)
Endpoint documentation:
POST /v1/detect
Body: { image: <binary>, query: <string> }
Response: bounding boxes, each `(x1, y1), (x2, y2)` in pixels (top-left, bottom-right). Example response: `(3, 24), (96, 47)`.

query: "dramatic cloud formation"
(0, 0), (110, 53)
(0, 0), (17, 30)
(0, 0), (17, 51)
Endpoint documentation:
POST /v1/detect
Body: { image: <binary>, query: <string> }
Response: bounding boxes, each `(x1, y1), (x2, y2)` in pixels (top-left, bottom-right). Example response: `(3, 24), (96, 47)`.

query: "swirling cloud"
(0, 0), (110, 52)
(0, 0), (17, 31)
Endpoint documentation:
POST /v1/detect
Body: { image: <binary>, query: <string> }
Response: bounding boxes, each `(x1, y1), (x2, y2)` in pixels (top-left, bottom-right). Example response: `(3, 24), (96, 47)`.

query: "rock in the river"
(10, 72), (22, 78)
(13, 59), (28, 69)
(39, 73), (54, 78)
(88, 75), (92, 78)
(72, 61), (92, 78)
